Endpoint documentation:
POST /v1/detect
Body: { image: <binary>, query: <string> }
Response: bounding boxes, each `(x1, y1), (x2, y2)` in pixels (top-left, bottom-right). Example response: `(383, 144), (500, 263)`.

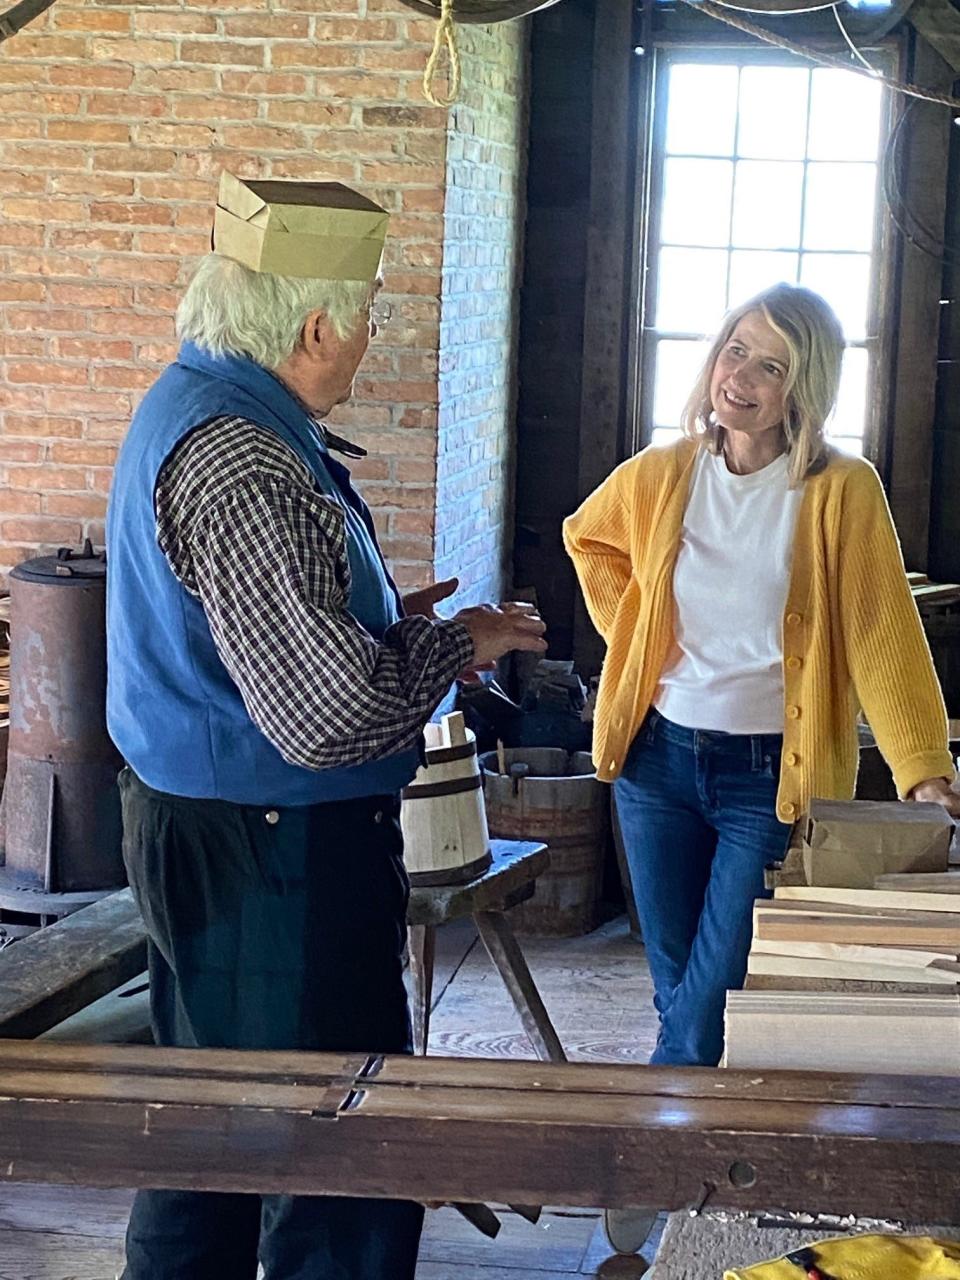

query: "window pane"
(661, 157), (733, 247)
(654, 339), (710, 428)
(808, 69), (882, 162)
(830, 345), (868, 440)
(830, 436), (865, 457)
(652, 426), (683, 448)
(737, 66), (809, 160)
(657, 246), (728, 333)
(728, 250), (799, 308)
(732, 160), (803, 249)
(800, 252), (872, 341)
(666, 64), (739, 157)
(803, 163), (877, 252)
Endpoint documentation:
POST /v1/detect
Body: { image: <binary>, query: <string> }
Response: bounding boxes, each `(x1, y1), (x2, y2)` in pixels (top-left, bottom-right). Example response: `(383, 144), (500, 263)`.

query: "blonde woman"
(565, 283), (959, 1075)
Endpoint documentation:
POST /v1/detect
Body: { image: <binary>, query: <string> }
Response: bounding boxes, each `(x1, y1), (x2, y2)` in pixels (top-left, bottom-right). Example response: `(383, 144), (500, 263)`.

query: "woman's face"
(709, 310), (790, 438)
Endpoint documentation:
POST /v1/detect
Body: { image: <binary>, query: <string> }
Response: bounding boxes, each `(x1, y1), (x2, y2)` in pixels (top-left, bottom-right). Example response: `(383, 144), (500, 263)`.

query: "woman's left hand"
(909, 776), (960, 818)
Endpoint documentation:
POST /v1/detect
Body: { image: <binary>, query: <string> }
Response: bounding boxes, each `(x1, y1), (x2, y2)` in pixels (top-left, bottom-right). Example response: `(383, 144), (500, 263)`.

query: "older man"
(106, 174), (545, 1280)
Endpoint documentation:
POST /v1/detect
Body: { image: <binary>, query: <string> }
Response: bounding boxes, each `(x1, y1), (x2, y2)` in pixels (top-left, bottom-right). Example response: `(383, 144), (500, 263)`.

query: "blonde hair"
(680, 283), (846, 486)
(176, 253), (373, 370)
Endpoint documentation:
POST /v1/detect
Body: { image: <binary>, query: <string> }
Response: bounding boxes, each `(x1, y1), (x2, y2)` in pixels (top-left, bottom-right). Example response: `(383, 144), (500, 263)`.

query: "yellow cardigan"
(563, 439), (953, 822)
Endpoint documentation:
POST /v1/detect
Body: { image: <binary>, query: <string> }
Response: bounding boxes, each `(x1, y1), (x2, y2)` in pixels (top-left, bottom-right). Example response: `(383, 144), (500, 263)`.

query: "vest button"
(265, 810), (280, 826)
(786, 612), (802, 626)
(786, 705), (800, 719)
(785, 751), (799, 767)
(786, 656), (801, 671)
(374, 810), (383, 824)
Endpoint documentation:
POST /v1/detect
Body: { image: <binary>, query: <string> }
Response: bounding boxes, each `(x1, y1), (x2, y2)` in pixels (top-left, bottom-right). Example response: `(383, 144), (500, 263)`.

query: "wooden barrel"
(401, 712), (492, 886)
(480, 748), (608, 937)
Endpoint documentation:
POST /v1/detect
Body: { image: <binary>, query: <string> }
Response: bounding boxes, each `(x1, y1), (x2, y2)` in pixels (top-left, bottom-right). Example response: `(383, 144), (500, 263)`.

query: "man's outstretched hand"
(403, 579), (547, 675)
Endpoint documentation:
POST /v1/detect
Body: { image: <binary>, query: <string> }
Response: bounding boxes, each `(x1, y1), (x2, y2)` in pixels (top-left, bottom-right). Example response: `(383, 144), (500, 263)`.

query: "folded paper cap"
(213, 171), (389, 282)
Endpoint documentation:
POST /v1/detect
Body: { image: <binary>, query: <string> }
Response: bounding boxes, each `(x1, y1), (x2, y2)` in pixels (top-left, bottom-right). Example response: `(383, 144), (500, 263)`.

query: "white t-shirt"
(654, 446), (803, 734)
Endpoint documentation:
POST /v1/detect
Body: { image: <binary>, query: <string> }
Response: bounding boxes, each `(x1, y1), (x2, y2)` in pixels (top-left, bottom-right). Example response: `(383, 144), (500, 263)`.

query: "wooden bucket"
(480, 748), (608, 937)
(401, 712), (492, 886)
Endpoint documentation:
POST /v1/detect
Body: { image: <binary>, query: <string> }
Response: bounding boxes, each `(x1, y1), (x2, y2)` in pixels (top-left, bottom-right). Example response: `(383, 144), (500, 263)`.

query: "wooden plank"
(474, 911), (567, 1063)
(1, 1045), (960, 1221)
(0, 1230), (124, 1280)
(0, 889), (146, 1039)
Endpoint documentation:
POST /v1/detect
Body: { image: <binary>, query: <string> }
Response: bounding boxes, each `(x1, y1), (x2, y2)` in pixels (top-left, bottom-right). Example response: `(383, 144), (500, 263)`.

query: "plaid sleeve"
(155, 418), (474, 770)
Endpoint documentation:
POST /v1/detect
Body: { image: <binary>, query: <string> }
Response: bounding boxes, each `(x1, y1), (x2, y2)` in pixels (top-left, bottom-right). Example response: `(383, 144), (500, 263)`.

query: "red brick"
(174, 96), (258, 122)
(362, 484), (433, 510)
(48, 282), (133, 309)
(394, 459), (436, 483)
(51, 227), (134, 252)
(223, 14), (309, 37)
(180, 41), (265, 67)
(0, 90), (82, 114)
(134, 11), (217, 34)
(97, 254), (180, 284)
(7, 362), (89, 387)
(6, 35), (91, 59)
(313, 73), (401, 99)
(86, 92), (167, 118)
(221, 71), (308, 96)
(219, 124), (302, 152)
(1, 492), (42, 515)
(1, 172), (48, 195)
(134, 122), (217, 148)
(4, 307), (77, 332)
(90, 201), (174, 226)
(53, 8), (131, 32)
(49, 64), (133, 89)
(134, 285), (181, 311)
(93, 148), (176, 174)
(135, 230), (209, 256)
(89, 468), (116, 494)
(2, 518), (83, 543)
(0, 224), (44, 248)
(45, 389), (132, 416)
(0, 280), (46, 302)
(356, 377), (437, 404)
(52, 174), (135, 197)
(91, 38), (177, 64)
(89, 311), (174, 338)
(380, 535), (433, 560)
(0, 65), (45, 86)
(0, 336), (45, 357)
(51, 442), (118, 465)
(0, 386), (45, 411)
(5, 414), (84, 438)
(92, 365), (156, 390)
(52, 339), (133, 361)
(0, 119), (42, 140)
(137, 177), (211, 202)
(3, 197), (87, 222)
(43, 493), (108, 517)
(134, 67), (219, 93)
(2, 444), (46, 466)
(265, 100), (354, 126)
(392, 511), (435, 535)
(270, 44), (355, 70)
(48, 120), (132, 144)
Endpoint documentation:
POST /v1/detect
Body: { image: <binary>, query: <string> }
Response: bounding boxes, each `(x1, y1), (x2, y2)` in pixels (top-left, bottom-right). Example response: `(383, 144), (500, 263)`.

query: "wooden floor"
(0, 915), (660, 1279)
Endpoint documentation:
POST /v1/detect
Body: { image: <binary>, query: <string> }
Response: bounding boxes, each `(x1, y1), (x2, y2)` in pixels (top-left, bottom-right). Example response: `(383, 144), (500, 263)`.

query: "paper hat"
(213, 171), (390, 282)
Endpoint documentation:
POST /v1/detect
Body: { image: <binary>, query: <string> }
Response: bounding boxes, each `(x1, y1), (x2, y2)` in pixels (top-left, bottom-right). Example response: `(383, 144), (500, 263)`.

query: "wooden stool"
(406, 839), (567, 1062)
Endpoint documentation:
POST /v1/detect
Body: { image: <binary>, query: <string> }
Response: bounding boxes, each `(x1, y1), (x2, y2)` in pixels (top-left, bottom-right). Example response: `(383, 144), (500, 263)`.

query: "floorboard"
(0, 916), (656, 1278)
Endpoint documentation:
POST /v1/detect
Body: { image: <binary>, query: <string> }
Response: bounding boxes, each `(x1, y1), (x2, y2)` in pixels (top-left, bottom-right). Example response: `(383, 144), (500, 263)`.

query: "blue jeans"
(614, 709), (792, 1067)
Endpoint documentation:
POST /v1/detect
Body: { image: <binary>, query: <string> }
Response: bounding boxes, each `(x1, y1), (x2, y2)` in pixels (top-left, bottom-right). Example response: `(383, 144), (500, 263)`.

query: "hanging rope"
(682, 0), (960, 110)
(422, 0), (462, 107)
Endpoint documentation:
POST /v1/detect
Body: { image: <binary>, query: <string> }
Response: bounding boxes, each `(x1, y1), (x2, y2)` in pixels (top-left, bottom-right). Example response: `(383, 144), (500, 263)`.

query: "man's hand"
(909, 776), (960, 818)
(403, 577), (459, 620)
(453, 601), (547, 668)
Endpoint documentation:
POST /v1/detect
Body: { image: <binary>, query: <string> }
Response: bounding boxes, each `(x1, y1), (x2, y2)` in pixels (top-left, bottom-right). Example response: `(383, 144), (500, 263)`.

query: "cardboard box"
(213, 172), (389, 282)
(802, 798), (952, 889)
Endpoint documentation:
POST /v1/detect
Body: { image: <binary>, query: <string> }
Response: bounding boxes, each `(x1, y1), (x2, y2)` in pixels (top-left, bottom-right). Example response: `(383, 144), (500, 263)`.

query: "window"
(637, 53), (887, 457)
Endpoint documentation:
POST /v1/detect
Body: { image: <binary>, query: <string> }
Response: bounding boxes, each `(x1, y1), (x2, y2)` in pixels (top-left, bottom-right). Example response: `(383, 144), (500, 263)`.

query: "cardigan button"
(786, 612), (802, 626)
(779, 801), (797, 820)
(785, 656), (801, 671)
(786, 705), (800, 720)
(785, 751), (799, 767)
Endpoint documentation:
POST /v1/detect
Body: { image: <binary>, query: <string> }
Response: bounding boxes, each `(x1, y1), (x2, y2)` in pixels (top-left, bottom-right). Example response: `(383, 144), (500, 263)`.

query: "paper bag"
(802, 797), (952, 888)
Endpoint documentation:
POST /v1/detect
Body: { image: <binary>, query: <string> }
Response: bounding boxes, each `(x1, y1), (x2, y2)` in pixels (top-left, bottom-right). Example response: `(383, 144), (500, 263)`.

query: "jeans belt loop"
(751, 735), (764, 772)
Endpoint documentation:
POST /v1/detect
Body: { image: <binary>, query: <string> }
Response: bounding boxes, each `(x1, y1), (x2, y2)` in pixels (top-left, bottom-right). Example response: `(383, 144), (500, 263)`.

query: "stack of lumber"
(746, 885), (960, 993)
(727, 884), (960, 1074)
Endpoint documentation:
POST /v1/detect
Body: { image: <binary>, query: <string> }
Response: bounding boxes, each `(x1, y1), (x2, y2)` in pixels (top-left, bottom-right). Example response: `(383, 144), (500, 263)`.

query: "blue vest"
(106, 341), (420, 804)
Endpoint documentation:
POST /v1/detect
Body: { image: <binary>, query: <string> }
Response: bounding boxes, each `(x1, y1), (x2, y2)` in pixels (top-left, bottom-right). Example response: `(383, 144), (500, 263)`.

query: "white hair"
(175, 254), (373, 370)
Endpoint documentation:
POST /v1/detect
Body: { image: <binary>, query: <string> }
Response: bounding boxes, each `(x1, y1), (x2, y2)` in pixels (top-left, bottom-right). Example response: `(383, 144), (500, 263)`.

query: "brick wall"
(434, 23), (528, 606)
(0, 0), (528, 599)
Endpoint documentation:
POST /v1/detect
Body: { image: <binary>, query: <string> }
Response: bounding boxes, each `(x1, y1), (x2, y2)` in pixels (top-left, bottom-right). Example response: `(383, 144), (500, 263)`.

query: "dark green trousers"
(119, 769), (424, 1280)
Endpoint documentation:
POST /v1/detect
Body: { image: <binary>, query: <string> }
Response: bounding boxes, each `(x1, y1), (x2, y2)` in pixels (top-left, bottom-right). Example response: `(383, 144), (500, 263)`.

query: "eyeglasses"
(370, 299), (392, 328)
